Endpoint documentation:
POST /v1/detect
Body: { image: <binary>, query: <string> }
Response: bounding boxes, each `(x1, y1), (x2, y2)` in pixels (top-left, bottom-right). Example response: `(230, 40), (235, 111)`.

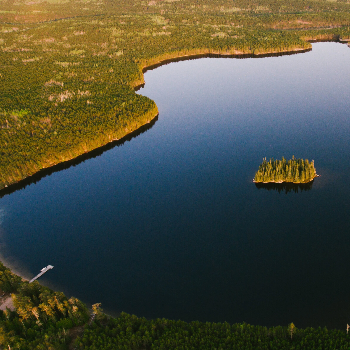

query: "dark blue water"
(1, 42), (350, 329)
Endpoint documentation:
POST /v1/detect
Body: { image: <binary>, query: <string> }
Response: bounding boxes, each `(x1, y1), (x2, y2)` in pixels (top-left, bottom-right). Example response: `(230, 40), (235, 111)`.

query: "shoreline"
(134, 37), (350, 87)
(0, 40), (346, 194)
(253, 174), (319, 184)
(133, 46), (312, 88)
(253, 175), (321, 185)
(0, 114), (159, 198)
(0, 41), (331, 193)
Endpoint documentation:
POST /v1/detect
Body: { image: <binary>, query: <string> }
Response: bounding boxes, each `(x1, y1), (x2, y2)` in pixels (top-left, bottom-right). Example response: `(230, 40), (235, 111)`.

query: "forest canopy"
(254, 157), (317, 184)
(0, 0), (349, 191)
(1, 261), (350, 349)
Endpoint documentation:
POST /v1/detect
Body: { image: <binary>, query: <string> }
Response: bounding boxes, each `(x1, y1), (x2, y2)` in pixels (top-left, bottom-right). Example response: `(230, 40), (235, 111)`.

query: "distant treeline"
(0, 0), (349, 190)
(254, 157), (317, 183)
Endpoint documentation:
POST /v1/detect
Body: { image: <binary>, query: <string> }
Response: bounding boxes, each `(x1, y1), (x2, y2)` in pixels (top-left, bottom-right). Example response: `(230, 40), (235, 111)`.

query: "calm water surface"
(1, 42), (350, 329)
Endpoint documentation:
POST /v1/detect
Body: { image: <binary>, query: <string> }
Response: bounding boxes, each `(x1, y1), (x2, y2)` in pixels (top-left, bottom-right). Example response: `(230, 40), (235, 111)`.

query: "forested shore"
(1, 1), (350, 347)
(1, 261), (350, 349)
(1, 0), (350, 191)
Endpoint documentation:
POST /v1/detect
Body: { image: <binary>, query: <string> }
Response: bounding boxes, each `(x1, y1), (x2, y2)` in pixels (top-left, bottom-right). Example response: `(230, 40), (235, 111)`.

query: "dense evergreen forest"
(1, 1), (350, 346)
(254, 157), (317, 183)
(75, 314), (350, 350)
(0, 0), (350, 190)
(1, 262), (350, 349)
(0, 261), (89, 349)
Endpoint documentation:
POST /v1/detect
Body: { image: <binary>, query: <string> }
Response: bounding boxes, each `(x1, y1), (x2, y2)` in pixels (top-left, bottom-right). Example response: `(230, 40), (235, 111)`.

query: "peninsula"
(254, 157), (317, 184)
(0, 0), (349, 191)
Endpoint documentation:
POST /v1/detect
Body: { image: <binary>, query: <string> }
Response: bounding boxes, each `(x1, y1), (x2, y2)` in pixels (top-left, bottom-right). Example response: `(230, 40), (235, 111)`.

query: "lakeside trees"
(0, 0), (349, 190)
(0, 262), (21, 293)
(75, 312), (350, 350)
(1, 262), (350, 349)
(254, 157), (317, 183)
(0, 262), (89, 349)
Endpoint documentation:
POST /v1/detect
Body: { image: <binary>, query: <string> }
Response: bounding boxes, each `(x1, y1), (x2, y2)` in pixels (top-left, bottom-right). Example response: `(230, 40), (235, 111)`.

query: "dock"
(29, 265), (54, 283)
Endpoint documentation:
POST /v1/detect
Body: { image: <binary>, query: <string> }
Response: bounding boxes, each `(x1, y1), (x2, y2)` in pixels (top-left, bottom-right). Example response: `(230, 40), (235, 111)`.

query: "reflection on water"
(255, 181), (314, 194)
(0, 208), (5, 225)
(0, 115), (158, 199)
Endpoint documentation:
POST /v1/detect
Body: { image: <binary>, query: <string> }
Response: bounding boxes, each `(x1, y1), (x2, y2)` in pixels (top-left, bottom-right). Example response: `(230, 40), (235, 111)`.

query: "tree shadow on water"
(255, 181), (314, 194)
(0, 115), (158, 199)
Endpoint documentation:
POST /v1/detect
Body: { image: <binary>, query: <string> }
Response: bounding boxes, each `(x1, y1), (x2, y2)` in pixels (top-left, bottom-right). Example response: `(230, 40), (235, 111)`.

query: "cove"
(1, 42), (350, 329)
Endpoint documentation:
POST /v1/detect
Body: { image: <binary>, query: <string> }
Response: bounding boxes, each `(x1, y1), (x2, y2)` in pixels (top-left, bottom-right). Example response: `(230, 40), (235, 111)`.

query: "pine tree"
(254, 157), (317, 184)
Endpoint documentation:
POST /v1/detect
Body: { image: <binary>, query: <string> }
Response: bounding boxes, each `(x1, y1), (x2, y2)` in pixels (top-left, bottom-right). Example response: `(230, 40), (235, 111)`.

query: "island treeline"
(254, 157), (317, 184)
(0, 0), (350, 190)
(1, 261), (350, 349)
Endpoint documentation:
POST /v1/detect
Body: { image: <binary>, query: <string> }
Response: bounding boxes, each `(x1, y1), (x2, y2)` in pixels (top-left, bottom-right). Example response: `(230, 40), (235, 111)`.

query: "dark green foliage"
(254, 157), (317, 183)
(0, 267), (89, 350)
(75, 312), (350, 349)
(0, 1), (349, 348)
(0, 262), (22, 293)
(1, 262), (349, 349)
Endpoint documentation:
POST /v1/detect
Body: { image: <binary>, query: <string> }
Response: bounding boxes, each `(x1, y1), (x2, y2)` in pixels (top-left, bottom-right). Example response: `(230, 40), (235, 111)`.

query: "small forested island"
(254, 157), (317, 184)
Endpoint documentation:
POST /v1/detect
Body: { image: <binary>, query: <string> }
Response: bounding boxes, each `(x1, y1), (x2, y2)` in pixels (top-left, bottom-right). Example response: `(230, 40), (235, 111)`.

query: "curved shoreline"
(0, 115), (159, 198)
(133, 46), (312, 88)
(0, 39), (346, 334)
(136, 37), (350, 84)
(0, 40), (346, 195)
(0, 43), (320, 282)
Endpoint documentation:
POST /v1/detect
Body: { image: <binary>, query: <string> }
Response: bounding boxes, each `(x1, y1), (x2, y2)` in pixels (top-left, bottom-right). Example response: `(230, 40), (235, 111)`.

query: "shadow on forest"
(255, 181), (314, 194)
(0, 115), (158, 199)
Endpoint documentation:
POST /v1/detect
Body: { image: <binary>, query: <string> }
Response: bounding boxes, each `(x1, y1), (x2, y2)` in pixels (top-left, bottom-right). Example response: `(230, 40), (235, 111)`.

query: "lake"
(1, 42), (350, 329)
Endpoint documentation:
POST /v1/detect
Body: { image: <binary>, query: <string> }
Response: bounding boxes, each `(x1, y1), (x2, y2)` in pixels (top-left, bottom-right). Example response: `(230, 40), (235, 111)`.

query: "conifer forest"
(0, 0), (350, 348)
(254, 157), (317, 183)
(0, 0), (350, 190)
